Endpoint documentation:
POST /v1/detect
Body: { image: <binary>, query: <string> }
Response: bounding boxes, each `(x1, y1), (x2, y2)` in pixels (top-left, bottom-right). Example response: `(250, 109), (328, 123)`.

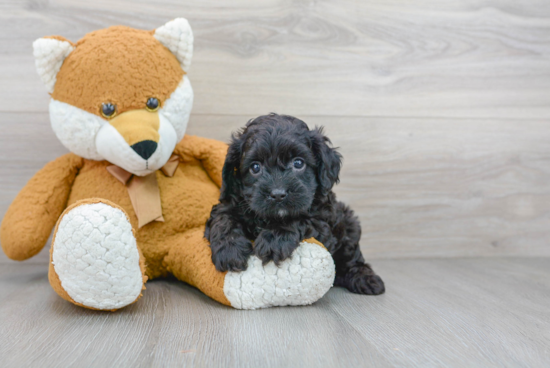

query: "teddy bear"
(0, 19), (335, 311)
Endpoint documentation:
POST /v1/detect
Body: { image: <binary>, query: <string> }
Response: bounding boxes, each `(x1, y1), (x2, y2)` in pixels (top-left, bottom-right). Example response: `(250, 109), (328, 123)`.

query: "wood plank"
(0, 264), (391, 368)
(2, 112), (550, 263)
(0, 0), (549, 118)
(0, 258), (548, 367)
(326, 257), (550, 367)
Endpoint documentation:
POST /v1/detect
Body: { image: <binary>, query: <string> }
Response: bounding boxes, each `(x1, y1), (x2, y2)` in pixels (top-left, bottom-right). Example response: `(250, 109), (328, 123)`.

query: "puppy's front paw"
(254, 230), (300, 266)
(211, 236), (253, 272)
(336, 265), (385, 295)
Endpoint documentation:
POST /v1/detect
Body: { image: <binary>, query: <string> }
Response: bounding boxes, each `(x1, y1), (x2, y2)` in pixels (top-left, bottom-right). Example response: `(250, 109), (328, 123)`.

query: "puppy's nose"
(131, 140), (157, 160)
(270, 189), (287, 202)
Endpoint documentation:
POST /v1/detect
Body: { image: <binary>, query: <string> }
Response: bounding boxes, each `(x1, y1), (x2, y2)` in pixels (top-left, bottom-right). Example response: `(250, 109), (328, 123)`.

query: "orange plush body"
(0, 19), (335, 311)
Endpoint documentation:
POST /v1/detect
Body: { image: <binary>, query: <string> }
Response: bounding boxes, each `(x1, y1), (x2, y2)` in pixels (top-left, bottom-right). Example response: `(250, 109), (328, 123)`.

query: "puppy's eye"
(101, 103), (117, 119)
(293, 158), (305, 170)
(250, 162), (262, 175)
(146, 97), (159, 112)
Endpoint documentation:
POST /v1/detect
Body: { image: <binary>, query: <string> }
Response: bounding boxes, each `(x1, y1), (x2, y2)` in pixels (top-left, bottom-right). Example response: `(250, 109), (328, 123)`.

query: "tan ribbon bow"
(106, 155), (180, 228)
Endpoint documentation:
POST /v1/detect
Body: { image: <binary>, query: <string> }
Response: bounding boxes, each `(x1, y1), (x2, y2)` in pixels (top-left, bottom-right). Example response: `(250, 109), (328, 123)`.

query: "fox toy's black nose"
(270, 189), (287, 202)
(131, 140), (157, 160)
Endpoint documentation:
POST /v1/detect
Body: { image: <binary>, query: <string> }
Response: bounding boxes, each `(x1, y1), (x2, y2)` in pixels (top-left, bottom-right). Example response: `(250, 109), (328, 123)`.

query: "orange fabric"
(174, 135), (228, 188)
(164, 227), (231, 306)
(303, 237), (326, 250)
(51, 26), (184, 116)
(0, 153), (84, 261)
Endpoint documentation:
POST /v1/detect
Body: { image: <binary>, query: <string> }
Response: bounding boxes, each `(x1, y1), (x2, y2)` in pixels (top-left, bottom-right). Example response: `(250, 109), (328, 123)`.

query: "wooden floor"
(2, 1), (550, 367)
(0, 258), (548, 368)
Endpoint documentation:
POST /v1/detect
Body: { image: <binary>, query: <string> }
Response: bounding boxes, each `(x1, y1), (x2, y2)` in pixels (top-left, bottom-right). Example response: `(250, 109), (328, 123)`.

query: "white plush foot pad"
(52, 203), (143, 310)
(223, 241), (335, 310)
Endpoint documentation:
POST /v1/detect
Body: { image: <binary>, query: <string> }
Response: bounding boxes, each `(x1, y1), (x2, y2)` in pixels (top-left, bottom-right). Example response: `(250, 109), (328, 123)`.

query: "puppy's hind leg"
(332, 204), (385, 295)
(334, 261), (385, 295)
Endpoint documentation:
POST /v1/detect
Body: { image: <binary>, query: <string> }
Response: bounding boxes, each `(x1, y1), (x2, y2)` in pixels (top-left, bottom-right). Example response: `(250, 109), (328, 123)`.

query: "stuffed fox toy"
(0, 19), (335, 310)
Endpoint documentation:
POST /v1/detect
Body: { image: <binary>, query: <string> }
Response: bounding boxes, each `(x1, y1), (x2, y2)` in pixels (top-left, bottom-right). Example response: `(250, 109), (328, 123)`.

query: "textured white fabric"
(52, 203), (143, 310)
(154, 18), (194, 72)
(160, 76), (193, 142)
(33, 38), (74, 93)
(224, 242), (335, 310)
(50, 99), (105, 160)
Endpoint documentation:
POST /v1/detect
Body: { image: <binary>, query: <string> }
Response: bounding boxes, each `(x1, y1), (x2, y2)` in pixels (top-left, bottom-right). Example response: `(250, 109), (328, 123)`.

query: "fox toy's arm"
(175, 135), (228, 188)
(0, 153), (84, 261)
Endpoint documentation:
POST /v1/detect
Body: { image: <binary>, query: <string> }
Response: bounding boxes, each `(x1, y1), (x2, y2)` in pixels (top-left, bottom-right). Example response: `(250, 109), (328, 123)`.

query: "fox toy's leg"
(49, 199), (147, 311)
(165, 227), (336, 309)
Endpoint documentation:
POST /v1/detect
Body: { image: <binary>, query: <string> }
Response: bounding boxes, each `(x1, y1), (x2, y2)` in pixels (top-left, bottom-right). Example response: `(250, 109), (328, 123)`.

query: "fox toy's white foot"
(49, 199), (146, 311)
(223, 240), (335, 310)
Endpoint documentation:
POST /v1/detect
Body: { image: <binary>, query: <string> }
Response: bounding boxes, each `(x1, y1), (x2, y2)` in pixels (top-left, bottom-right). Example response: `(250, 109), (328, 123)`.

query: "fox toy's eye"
(293, 158), (305, 170)
(101, 103), (117, 119)
(250, 162), (262, 175)
(146, 97), (159, 112)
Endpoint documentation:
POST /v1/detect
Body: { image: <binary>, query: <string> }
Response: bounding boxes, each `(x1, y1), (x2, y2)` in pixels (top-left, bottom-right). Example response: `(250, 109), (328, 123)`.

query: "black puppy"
(205, 114), (385, 295)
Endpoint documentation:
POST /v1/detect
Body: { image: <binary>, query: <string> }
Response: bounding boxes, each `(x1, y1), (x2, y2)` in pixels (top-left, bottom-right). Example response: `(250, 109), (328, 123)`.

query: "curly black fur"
(205, 113), (385, 295)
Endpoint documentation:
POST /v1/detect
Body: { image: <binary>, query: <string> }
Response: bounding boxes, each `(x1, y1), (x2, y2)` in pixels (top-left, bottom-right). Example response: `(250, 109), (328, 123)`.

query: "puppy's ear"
(219, 137), (243, 202)
(310, 127), (342, 196)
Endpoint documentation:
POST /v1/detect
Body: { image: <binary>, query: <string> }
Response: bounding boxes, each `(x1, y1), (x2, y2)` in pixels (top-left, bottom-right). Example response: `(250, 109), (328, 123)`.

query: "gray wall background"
(1, 0), (550, 263)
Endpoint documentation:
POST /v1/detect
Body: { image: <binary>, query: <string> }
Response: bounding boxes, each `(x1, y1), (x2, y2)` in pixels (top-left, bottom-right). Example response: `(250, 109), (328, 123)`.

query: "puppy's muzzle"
(270, 188), (287, 202)
(109, 109), (160, 160)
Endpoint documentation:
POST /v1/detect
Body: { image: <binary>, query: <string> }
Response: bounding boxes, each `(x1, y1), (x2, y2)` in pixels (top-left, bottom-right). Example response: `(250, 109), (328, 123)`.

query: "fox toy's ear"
(154, 18), (194, 72)
(32, 36), (74, 93)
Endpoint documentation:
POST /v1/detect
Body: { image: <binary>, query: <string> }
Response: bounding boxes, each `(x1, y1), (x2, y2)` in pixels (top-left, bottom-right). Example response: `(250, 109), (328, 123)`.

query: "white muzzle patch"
(48, 76), (193, 176)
